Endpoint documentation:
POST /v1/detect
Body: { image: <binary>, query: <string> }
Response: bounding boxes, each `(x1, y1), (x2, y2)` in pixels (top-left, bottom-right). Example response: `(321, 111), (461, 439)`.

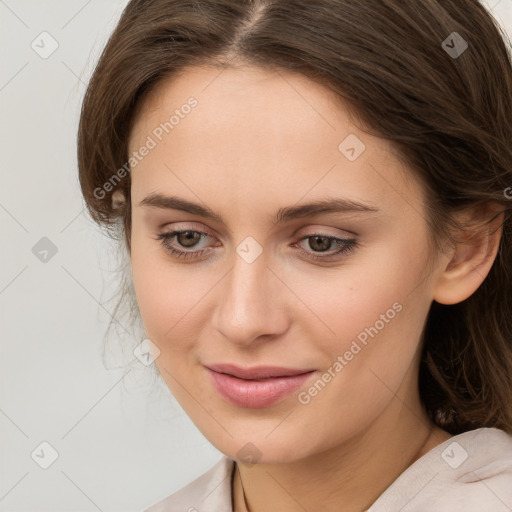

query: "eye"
(293, 233), (357, 261)
(155, 229), (214, 260)
(154, 228), (357, 261)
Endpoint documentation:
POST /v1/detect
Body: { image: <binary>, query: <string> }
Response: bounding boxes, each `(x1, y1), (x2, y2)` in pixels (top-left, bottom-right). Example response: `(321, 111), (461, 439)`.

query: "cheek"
(130, 230), (216, 359)
(130, 229), (180, 342)
(302, 234), (433, 384)
(288, 257), (431, 445)
(307, 247), (425, 339)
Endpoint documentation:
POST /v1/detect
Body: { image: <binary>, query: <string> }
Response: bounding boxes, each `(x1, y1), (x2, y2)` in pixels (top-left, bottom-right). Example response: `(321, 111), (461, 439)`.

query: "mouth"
(205, 364), (316, 408)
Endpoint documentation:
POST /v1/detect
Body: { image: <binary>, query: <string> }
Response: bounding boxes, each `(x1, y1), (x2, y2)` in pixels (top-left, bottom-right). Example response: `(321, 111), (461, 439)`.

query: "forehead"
(131, 64), (359, 148)
(128, 64), (424, 222)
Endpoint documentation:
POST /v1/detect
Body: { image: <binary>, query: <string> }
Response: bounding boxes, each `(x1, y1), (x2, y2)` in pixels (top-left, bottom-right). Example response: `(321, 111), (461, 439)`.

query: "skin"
(125, 64), (502, 512)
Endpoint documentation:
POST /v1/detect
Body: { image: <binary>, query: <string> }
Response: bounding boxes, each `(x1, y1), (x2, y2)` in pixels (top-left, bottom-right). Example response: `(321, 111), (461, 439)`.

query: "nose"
(211, 246), (290, 346)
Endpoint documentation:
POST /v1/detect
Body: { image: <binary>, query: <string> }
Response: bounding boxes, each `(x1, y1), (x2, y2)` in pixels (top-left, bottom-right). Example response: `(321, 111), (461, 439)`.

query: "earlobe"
(433, 210), (504, 306)
(112, 189), (126, 209)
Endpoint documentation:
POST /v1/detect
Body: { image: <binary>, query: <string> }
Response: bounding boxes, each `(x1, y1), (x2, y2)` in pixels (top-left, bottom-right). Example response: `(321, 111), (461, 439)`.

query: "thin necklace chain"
(236, 462), (250, 512)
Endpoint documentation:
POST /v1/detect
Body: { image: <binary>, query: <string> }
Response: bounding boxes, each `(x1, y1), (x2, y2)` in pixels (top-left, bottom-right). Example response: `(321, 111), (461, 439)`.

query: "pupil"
(179, 231), (199, 247)
(311, 236), (330, 252)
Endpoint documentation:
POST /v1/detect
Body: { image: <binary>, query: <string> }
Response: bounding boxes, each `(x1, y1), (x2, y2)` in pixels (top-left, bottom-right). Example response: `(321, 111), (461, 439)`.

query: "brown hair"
(77, 0), (512, 435)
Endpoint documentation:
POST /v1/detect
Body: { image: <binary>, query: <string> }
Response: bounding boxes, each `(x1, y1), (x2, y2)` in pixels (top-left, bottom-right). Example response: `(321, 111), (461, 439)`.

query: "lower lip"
(206, 368), (316, 408)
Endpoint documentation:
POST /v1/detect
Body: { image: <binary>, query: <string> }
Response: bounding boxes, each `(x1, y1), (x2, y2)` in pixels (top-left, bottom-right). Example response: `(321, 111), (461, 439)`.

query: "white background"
(1, 1), (511, 510)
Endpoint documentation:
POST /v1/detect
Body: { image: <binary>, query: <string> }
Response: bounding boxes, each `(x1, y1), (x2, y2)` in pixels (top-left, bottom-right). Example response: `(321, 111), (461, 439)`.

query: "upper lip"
(206, 363), (315, 380)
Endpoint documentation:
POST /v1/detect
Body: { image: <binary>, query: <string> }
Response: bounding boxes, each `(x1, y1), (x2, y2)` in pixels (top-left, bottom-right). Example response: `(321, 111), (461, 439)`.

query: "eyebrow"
(138, 193), (379, 225)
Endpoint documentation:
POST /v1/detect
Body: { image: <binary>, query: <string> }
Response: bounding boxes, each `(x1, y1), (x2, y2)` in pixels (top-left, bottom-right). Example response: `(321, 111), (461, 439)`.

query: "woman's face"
(128, 64), (444, 463)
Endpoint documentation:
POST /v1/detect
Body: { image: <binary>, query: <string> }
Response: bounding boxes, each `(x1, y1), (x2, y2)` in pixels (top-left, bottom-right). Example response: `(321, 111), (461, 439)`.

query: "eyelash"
(155, 228), (357, 262)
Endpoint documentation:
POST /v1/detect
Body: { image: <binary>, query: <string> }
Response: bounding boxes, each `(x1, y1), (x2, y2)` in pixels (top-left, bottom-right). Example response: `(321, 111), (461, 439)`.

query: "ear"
(112, 189), (126, 209)
(433, 204), (504, 305)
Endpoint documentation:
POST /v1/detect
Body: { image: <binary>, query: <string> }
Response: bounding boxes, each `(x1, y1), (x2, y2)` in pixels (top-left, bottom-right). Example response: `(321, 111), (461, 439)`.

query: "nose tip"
(211, 257), (289, 346)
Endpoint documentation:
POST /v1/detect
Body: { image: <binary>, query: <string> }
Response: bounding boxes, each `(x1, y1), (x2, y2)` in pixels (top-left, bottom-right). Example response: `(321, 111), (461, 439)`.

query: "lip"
(205, 364), (316, 408)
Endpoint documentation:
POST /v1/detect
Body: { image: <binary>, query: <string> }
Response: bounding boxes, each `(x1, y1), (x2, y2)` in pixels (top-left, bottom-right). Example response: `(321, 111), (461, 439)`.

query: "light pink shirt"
(145, 427), (512, 511)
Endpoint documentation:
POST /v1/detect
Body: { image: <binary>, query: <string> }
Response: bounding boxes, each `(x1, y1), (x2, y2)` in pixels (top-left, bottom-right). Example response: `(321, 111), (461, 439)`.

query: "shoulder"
(143, 456), (235, 512)
(369, 427), (512, 512)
